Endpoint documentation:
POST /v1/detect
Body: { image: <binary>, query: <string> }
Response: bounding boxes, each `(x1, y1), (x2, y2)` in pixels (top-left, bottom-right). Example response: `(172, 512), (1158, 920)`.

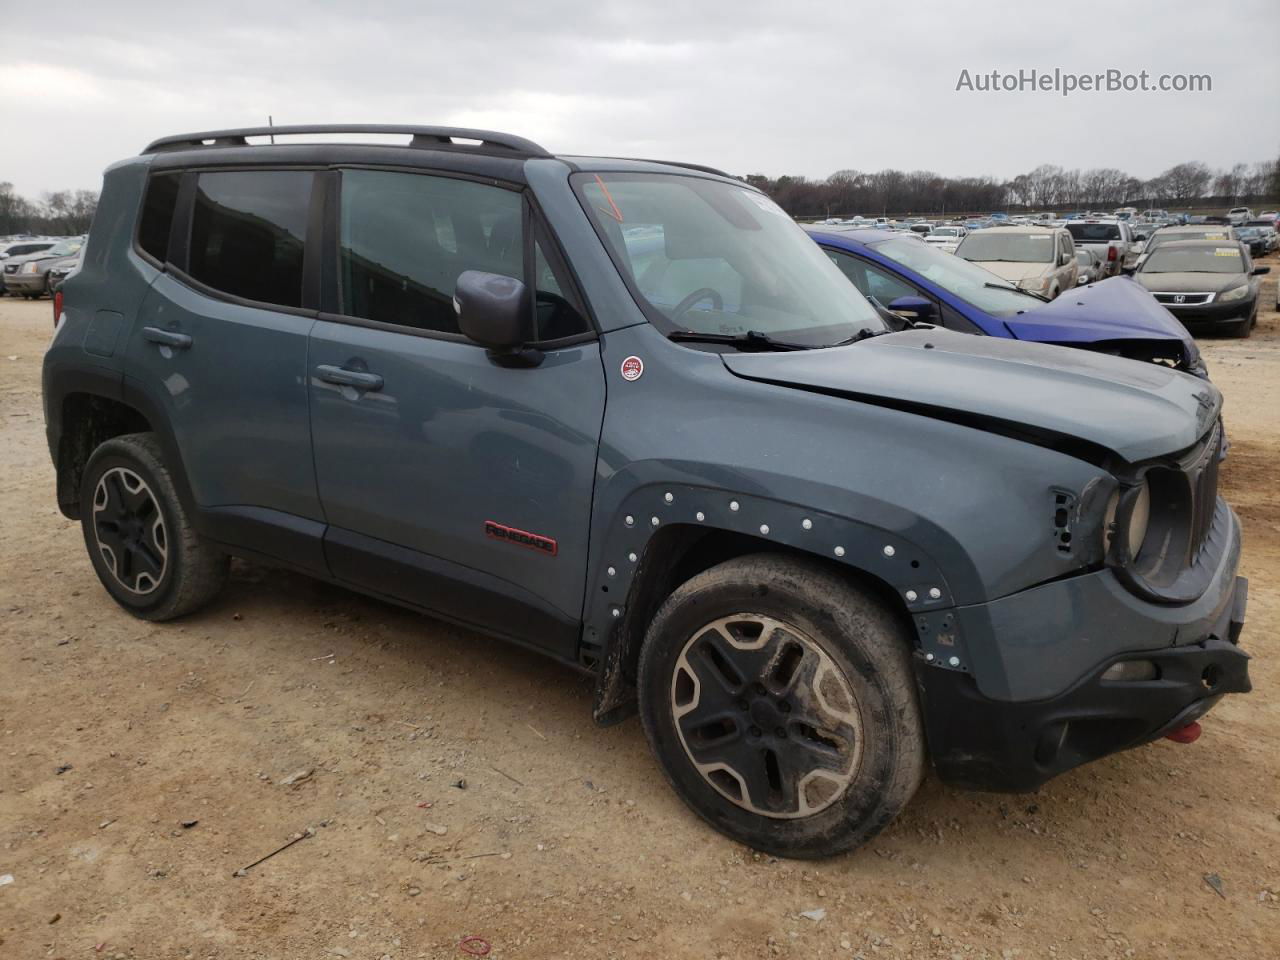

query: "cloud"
(0, 0), (1276, 197)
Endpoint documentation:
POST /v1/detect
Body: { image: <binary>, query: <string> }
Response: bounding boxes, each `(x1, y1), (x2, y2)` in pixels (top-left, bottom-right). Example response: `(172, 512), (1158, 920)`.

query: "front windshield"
(932, 227), (960, 238)
(870, 236), (1039, 317)
(1141, 246), (1244, 274)
(574, 173), (884, 346)
(48, 239), (82, 256)
(956, 232), (1053, 263)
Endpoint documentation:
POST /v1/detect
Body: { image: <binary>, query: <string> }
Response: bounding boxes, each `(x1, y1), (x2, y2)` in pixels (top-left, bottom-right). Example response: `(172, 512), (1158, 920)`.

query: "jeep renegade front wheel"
(638, 554), (925, 858)
(80, 433), (228, 621)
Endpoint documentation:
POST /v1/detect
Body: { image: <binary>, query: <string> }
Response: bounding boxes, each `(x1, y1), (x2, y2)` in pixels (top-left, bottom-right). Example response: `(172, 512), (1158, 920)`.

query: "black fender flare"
(583, 482), (972, 723)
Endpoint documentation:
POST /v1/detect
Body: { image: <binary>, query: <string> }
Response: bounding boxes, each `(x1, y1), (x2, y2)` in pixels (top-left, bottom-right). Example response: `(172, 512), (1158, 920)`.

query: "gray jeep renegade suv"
(43, 125), (1250, 858)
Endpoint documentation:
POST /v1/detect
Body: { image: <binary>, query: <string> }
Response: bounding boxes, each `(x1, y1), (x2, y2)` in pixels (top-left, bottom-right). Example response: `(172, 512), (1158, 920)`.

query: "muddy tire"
(638, 553), (925, 858)
(80, 433), (228, 621)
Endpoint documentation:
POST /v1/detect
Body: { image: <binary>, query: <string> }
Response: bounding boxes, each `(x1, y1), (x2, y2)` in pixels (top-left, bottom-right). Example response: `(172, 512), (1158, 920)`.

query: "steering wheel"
(669, 287), (723, 323)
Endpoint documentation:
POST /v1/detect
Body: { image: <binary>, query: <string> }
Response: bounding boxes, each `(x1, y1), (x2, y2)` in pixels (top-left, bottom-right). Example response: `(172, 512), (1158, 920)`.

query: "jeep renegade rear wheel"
(638, 554), (924, 858)
(80, 433), (228, 620)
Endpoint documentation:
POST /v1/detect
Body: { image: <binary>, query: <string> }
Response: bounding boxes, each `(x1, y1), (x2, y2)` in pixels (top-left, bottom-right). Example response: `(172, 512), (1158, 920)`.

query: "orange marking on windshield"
(594, 174), (624, 223)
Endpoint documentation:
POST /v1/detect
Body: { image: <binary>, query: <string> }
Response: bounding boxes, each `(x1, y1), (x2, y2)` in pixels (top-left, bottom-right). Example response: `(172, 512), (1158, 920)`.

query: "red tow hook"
(1165, 721), (1203, 744)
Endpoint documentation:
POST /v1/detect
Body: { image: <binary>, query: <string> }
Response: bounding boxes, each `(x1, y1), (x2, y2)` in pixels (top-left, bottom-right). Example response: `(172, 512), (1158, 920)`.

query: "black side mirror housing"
(1252, 266), (1270, 276)
(886, 296), (937, 322)
(454, 271), (532, 351)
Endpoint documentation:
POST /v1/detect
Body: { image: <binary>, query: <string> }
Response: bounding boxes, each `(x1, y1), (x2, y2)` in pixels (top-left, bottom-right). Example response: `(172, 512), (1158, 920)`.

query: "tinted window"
(1065, 223), (1121, 242)
(339, 169), (523, 334)
(138, 173), (180, 262)
(189, 171), (312, 308)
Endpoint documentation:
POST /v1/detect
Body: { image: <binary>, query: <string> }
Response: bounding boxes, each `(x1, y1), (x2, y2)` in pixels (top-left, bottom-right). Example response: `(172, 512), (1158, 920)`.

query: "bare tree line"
(0, 182), (98, 236)
(746, 156), (1280, 218)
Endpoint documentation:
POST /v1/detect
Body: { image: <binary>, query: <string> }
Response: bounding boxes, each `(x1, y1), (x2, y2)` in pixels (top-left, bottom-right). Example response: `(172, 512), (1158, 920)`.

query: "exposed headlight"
(1219, 284), (1250, 302)
(23, 261), (39, 273)
(1104, 479), (1151, 557)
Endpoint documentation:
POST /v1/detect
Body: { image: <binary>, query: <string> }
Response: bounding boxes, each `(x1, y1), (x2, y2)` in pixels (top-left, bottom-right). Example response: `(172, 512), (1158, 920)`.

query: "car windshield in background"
(573, 173), (884, 347)
(932, 227), (961, 237)
(870, 236), (1039, 317)
(1141, 247), (1244, 274)
(1065, 223), (1121, 243)
(957, 232), (1053, 263)
(46, 239), (83, 257)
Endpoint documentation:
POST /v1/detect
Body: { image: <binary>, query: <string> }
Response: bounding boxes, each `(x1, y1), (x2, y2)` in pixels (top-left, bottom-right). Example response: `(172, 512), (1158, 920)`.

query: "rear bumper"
(918, 502), (1250, 792)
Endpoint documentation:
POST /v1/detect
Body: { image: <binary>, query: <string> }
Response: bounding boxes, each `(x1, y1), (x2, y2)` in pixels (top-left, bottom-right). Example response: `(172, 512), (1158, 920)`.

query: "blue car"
(806, 226), (1206, 377)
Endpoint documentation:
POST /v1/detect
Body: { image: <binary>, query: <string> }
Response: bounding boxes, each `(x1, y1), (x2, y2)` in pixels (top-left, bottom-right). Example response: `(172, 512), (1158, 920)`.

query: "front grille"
(1153, 292), (1213, 305)
(1187, 424), (1221, 560)
(2, 264), (18, 275)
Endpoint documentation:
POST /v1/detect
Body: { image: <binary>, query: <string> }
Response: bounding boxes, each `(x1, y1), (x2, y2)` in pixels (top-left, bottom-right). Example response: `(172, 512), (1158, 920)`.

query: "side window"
(188, 171), (312, 308)
(862, 261), (918, 305)
(137, 173), (180, 262)
(338, 169), (523, 335)
(533, 238), (590, 341)
(826, 249), (866, 290)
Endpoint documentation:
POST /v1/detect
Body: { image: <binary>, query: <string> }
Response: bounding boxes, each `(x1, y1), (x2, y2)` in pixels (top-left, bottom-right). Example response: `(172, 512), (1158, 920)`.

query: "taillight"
(1107, 246), (1117, 261)
(53, 288), (63, 327)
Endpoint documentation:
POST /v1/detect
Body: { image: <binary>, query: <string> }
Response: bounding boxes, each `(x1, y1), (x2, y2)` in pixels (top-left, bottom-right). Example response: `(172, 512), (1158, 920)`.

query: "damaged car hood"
(723, 328), (1220, 462)
(1001, 276), (1195, 345)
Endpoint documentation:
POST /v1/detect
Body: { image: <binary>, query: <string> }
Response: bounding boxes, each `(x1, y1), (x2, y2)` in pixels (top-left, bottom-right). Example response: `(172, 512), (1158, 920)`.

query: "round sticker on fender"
(621, 356), (644, 381)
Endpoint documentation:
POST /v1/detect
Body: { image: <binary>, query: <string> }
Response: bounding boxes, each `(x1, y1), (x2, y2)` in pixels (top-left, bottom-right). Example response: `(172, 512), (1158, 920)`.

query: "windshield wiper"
(667, 329), (813, 351)
(829, 327), (895, 347)
(984, 281), (1048, 302)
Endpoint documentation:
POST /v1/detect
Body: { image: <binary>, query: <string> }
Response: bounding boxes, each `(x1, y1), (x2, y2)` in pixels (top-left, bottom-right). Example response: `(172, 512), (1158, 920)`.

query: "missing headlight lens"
(1104, 479), (1151, 557)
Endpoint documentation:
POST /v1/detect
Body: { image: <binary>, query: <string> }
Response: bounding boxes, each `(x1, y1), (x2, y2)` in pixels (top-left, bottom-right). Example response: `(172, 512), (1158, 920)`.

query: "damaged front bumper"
(916, 504), (1250, 792)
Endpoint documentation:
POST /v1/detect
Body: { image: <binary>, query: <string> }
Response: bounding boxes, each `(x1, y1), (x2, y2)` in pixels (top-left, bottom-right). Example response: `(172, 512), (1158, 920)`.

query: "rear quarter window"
(137, 173), (181, 263)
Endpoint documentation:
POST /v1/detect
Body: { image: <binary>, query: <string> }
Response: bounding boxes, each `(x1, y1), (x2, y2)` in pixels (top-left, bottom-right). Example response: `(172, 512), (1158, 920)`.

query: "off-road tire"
(80, 433), (228, 620)
(638, 553), (925, 858)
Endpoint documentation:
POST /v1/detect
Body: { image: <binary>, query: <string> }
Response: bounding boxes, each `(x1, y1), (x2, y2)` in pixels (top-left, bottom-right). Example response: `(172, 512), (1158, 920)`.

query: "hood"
(1133, 271), (1246, 294)
(722, 328), (1219, 463)
(970, 261), (1051, 283)
(1002, 276), (1194, 345)
(2, 249), (59, 266)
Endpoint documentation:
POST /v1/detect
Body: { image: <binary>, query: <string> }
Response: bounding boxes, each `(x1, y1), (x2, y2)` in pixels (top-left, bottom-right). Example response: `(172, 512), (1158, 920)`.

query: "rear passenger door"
(125, 169), (326, 568)
(307, 168), (604, 658)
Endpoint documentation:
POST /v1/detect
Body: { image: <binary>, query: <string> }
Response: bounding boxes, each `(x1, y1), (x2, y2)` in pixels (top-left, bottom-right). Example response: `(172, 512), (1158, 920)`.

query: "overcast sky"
(1, 0), (1276, 198)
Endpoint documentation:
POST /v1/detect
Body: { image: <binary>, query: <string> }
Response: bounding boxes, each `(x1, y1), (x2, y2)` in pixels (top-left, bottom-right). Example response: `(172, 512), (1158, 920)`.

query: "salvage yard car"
(2, 236), (84, 299)
(807, 226), (1206, 373)
(1133, 238), (1268, 338)
(44, 125), (1251, 858)
(954, 225), (1077, 300)
(1064, 219), (1133, 278)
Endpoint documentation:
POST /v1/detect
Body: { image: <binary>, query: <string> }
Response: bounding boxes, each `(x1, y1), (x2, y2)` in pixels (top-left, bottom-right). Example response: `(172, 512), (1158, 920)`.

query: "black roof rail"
(142, 124), (550, 156)
(591, 156), (737, 179)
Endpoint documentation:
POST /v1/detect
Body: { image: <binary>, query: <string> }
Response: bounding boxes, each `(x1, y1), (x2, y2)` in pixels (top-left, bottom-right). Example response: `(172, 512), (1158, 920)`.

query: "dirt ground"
(2, 261), (1278, 960)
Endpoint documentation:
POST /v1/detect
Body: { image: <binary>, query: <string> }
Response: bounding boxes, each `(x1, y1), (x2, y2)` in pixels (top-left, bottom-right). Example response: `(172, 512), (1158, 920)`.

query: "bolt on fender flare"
(584, 483), (973, 722)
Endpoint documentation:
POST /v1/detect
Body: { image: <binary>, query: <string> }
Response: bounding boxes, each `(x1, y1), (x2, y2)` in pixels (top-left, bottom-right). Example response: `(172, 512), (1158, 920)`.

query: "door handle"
(142, 326), (192, 349)
(315, 364), (384, 391)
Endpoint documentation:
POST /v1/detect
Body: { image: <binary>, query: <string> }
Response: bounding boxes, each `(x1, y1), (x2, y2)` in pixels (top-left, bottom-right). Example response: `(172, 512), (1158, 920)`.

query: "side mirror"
(1252, 266), (1270, 275)
(1120, 266), (1137, 277)
(886, 296), (937, 322)
(454, 271), (531, 351)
